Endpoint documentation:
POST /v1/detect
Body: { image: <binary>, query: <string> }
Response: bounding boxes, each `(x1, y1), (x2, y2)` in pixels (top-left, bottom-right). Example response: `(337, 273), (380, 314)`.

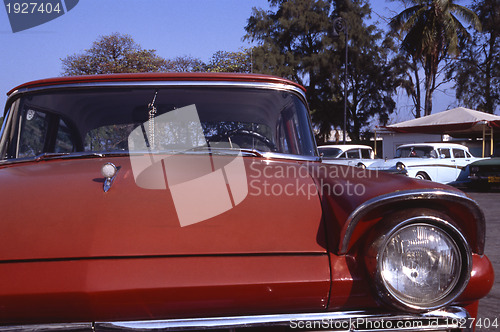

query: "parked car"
(469, 145), (500, 189)
(369, 142), (481, 184)
(318, 144), (377, 168)
(0, 73), (493, 331)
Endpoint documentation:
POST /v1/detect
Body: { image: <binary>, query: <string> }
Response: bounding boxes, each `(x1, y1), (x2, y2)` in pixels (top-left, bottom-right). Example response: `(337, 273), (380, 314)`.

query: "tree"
(449, 0), (499, 114)
(61, 33), (170, 75)
(206, 49), (253, 73)
(169, 55), (206, 72)
(394, 52), (424, 118)
(245, 0), (401, 142)
(389, 0), (481, 116)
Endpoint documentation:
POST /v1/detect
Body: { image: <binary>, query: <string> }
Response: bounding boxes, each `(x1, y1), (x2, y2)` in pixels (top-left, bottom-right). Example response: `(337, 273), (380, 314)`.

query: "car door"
(452, 148), (471, 180)
(437, 148), (456, 183)
(345, 148), (360, 166)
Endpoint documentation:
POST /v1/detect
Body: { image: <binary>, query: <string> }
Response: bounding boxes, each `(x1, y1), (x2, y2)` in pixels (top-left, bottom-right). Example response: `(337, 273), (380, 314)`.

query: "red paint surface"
(7, 72), (307, 96)
(0, 255), (330, 323)
(0, 156), (325, 260)
(459, 254), (495, 302)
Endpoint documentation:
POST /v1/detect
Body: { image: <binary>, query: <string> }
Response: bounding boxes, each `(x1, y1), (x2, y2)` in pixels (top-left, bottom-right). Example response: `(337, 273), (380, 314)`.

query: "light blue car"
(368, 143), (483, 184)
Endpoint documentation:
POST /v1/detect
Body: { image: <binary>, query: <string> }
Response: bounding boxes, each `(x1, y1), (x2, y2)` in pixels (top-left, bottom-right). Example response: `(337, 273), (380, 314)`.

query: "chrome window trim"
(338, 188), (485, 255)
(7, 81), (307, 105)
(262, 151), (320, 162)
(0, 306), (470, 331)
(0, 150), (321, 167)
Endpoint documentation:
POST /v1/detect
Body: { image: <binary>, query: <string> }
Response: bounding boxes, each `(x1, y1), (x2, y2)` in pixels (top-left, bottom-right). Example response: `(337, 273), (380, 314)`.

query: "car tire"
(415, 172), (430, 181)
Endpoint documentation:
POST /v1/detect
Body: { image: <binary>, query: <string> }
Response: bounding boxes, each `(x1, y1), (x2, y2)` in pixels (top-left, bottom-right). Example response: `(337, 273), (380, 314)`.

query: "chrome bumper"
(0, 306), (471, 331)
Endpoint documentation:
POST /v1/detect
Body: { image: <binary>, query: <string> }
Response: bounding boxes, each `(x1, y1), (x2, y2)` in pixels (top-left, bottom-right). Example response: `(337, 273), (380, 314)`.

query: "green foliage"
(61, 33), (170, 75)
(449, 0), (499, 114)
(245, 0), (401, 142)
(390, 0), (481, 116)
(168, 55), (206, 72)
(61, 33), (254, 75)
(206, 49), (253, 73)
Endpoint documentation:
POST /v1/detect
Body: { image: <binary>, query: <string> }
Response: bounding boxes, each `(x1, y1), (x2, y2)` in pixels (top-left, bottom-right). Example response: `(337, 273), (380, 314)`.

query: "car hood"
(0, 155), (327, 261)
(470, 157), (500, 166)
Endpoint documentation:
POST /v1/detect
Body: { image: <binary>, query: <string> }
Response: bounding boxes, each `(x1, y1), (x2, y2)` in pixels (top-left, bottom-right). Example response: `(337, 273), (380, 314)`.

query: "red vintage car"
(0, 73), (493, 331)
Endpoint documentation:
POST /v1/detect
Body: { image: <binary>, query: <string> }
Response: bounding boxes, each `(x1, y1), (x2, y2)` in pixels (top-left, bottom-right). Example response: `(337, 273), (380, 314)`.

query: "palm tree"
(390, 0), (481, 116)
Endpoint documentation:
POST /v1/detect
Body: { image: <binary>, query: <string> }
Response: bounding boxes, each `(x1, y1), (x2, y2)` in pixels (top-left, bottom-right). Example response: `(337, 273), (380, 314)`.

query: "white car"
(368, 143), (481, 183)
(318, 144), (377, 168)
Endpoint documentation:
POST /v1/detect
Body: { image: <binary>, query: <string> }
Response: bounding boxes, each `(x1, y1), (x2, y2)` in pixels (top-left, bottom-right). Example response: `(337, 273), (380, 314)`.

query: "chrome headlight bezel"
(365, 215), (472, 312)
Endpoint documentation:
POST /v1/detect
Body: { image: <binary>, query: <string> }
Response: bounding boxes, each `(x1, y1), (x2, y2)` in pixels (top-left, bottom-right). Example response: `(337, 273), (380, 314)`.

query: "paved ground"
(465, 189), (500, 331)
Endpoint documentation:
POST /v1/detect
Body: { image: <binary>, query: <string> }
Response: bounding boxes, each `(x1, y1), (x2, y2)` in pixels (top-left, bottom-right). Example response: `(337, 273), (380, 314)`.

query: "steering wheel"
(207, 129), (277, 152)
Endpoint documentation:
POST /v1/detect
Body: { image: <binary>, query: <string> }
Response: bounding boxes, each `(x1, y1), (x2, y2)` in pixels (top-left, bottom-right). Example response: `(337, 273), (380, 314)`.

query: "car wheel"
(415, 172), (430, 181)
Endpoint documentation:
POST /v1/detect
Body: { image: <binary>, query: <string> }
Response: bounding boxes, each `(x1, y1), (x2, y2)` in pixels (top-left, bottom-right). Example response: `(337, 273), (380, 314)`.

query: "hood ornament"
(101, 162), (119, 192)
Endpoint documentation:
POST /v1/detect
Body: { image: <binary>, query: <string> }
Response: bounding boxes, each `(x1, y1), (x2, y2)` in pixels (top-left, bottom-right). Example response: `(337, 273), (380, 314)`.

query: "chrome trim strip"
(0, 307), (470, 331)
(7, 81), (307, 105)
(0, 323), (93, 331)
(338, 188), (485, 255)
(403, 164), (468, 170)
(262, 151), (320, 162)
(94, 306), (470, 331)
(0, 150), (321, 166)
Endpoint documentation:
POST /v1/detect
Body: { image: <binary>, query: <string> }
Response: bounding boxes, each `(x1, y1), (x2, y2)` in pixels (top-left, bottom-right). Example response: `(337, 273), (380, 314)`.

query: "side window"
(55, 119), (75, 153)
(0, 108), (9, 140)
(438, 148), (451, 158)
(346, 149), (360, 159)
(453, 149), (466, 158)
(18, 108), (49, 158)
(360, 148), (372, 159)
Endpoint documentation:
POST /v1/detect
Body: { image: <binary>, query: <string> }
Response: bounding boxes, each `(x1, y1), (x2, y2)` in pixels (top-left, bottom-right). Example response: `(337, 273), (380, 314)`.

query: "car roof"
(318, 144), (373, 152)
(7, 72), (306, 96)
(397, 142), (469, 149)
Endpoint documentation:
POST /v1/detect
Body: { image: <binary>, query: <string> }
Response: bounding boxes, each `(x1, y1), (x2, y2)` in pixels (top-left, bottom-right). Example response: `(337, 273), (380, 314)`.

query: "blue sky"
(0, 0), (468, 122)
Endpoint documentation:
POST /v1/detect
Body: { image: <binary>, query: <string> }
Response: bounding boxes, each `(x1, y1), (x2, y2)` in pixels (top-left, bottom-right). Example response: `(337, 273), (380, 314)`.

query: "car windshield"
(395, 146), (437, 158)
(0, 87), (317, 160)
(318, 147), (342, 158)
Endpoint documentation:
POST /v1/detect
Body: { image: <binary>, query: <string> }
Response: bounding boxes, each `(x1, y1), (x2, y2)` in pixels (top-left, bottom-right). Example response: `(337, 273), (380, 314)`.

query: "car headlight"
(366, 216), (471, 312)
(396, 162), (405, 171)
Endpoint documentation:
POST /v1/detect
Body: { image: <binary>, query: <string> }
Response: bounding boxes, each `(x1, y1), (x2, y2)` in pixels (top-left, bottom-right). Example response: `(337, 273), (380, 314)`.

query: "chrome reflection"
(339, 188), (485, 255)
(0, 306), (471, 331)
(101, 162), (119, 192)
